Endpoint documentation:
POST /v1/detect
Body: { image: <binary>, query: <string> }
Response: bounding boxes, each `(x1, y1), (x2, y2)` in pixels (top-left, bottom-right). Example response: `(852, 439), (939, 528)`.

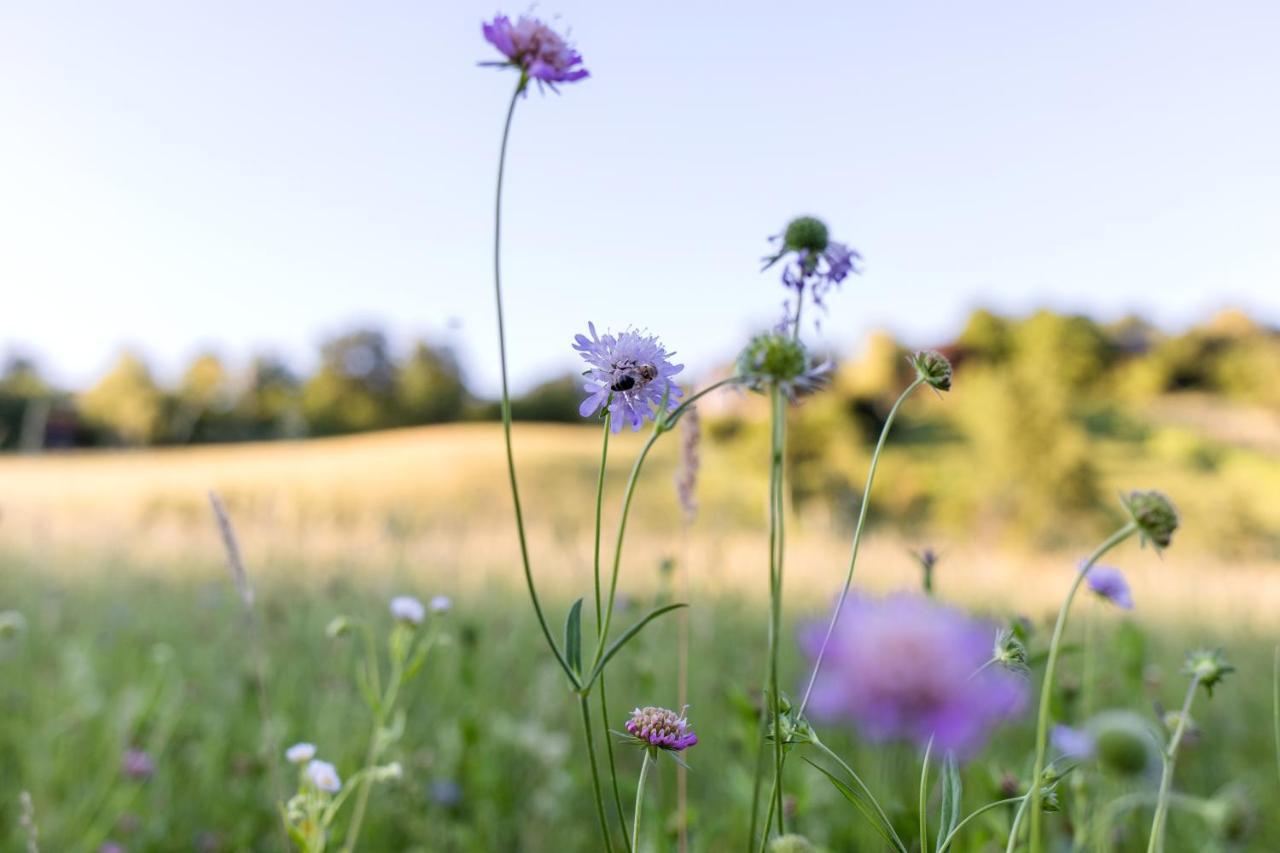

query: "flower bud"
(910, 350), (952, 392)
(1183, 648), (1234, 697)
(783, 216), (830, 254)
(0, 610), (26, 639)
(325, 616), (352, 639)
(768, 835), (817, 853)
(737, 333), (810, 391)
(1091, 711), (1159, 778)
(1121, 490), (1179, 550)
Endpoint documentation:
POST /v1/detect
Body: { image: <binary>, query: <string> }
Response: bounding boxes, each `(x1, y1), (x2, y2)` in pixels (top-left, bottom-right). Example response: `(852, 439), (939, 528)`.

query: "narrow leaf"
(803, 757), (899, 849)
(935, 751), (962, 852)
(564, 597), (583, 676)
(584, 603), (687, 689)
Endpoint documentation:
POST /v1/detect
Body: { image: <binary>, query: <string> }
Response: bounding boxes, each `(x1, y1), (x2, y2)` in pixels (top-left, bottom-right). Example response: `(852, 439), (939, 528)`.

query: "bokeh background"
(2, 2), (1278, 850)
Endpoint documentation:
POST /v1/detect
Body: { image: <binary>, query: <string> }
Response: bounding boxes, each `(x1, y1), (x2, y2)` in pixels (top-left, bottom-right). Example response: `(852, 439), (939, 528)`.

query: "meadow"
(1, 423), (1277, 851)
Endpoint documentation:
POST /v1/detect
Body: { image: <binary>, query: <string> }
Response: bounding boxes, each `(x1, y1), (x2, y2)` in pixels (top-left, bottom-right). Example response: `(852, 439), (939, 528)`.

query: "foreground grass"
(1, 558), (1275, 852)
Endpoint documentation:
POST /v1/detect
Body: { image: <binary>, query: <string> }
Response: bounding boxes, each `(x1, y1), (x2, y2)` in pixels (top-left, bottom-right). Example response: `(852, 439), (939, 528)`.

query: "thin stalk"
(632, 749), (654, 853)
(590, 411), (630, 845)
(919, 736), (933, 853)
(796, 377), (926, 718)
(1146, 674), (1201, 852)
(1273, 645), (1279, 788)
(580, 696), (618, 853)
(1004, 792), (1032, 853)
(766, 384), (787, 837)
(936, 796), (1025, 852)
(491, 76), (574, 682)
(1025, 522), (1137, 852)
(341, 641), (405, 853)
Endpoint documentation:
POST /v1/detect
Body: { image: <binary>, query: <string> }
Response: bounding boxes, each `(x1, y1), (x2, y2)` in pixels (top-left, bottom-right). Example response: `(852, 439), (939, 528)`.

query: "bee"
(610, 362), (658, 393)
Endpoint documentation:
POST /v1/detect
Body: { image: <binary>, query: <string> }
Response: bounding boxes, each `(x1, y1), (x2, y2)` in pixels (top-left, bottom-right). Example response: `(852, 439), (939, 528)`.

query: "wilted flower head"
(1183, 648), (1234, 696)
(285, 742), (317, 764)
(910, 350), (953, 392)
(574, 323), (683, 432)
(390, 595), (425, 625)
(121, 749), (155, 781)
(1086, 565), (1133, 609)
(1121, 490), (1179, 550)
(800, 594), (1028, 757)
(429, 595), (452, 614)
(305, 759), (342, 794)
(624, 705), (698, 752)
(481, 14), (588, 91)
(763, 216), (861, 321)
(736, 332), (828, 398)
(991, 626), (1029, 675)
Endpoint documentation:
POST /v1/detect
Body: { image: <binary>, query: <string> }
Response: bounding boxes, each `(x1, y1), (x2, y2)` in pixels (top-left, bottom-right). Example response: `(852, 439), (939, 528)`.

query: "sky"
(2, 1), (1278, 395)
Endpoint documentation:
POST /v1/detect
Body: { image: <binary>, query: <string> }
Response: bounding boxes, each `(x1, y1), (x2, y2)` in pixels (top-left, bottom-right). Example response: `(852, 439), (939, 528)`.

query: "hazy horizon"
(4, 1), (1278, 395)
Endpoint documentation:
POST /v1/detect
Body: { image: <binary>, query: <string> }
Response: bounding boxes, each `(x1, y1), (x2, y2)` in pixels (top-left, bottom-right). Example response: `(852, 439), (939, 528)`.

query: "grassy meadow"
(1, 415), (1278, 851)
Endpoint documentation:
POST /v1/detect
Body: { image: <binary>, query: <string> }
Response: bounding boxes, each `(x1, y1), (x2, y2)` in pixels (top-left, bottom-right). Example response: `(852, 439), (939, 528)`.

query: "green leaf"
(564, 597), (583, 676)
(803, 757), (901, 850)
(583, 603), (687, 690)
(935, 751), (962, 852)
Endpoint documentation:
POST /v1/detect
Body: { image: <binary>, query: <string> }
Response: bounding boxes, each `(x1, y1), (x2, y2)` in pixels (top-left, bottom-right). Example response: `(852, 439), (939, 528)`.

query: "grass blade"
(565, 597), (583, 677)
(803, 757), (901, 850)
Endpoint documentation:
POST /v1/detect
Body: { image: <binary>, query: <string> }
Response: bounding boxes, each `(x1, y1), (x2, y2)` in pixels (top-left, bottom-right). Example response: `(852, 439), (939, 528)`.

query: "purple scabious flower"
(481, 14), (588, 91)
(1086, 565), (1133, 609)
(763, 216), (862, 324)
(1051, 724), (1096, 759)
(574, 323), (683, 432)
(121, 749), (155, 781)
(624, 705), (698, 752)
(799, 593), (1028, 758)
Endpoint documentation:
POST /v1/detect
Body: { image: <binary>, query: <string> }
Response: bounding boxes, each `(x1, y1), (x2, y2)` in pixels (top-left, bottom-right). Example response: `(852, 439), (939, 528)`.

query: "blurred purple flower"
(799, 593), (1028, 758)
(1086, 565), (1133, 610)
(624, 705), (698, 752)
(574, 323), (683, 432)
(121, 749), (154, 781)
(1051, 724), (1096, 759)
(99, 844), (126, 853)
(481, 14), (588, 90)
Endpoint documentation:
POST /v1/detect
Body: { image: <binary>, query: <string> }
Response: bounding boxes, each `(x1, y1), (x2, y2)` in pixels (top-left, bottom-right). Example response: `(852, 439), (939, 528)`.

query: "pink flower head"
(624, 705), (698, 752)
(482, 14), (588, 91)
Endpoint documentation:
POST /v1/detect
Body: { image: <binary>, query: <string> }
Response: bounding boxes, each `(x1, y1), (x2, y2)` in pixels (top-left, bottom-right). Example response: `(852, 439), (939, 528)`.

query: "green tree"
(395, 339), (468, 424)
(302, 329), (399, 435)
(79, 350), (165, 445)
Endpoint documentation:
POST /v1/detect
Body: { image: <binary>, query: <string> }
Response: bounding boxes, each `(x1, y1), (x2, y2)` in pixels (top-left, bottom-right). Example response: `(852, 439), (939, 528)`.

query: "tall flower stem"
(1024, 521), (1137, 852)
(1146, 673), (1201, 852)
(580, 696), (618, 853)
(591, 409), (631, 846)
(796, 376), (926, 717)
(765, 383), (788, 837)
(631, 749), (655, 853)
(491, 77), (575, 683)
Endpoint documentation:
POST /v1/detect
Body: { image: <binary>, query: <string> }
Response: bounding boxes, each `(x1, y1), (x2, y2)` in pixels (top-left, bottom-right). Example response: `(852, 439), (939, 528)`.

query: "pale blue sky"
(2, 1), (1277, 394)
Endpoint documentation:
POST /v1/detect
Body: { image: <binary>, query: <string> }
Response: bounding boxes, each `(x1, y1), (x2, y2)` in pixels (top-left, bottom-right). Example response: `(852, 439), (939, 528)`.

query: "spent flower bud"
(1121, 490), (1179, 550)
(783, 216), (830, 254)
(910, 349), (953, 392)
(1183, 648), (1234, 697)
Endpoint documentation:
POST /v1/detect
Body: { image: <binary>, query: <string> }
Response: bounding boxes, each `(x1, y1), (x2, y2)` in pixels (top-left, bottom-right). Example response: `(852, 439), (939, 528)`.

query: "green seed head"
(768, 835), (817, 853)
(911, 349), (953, 392)
(737, 333), (809, 390)
(1121, 490), (1179, 550)
(783, 216), (830, 254)
(1091, 711), (1158, 777)
(1183, 648), (1234, 697)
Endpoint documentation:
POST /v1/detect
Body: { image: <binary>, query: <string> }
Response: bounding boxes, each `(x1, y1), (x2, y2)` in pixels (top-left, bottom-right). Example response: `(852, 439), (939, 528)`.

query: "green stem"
(1005, 792), (1032, 853)
(580, 696), (617, 853)
(1025, 521), (1137, 853)
(919, 736), (933, 853)
(796, 377), (926, 718)
(1146, 674), (1200, 853)
(1273, 645), (1280, 788)
(599, 677), (630, 849)
(632, 749), (654, 853)
(936, 796), (1025, 853)
(491, 76), (574, 683)
(341, 640), (405, 853)
(766, 383), (787, 837)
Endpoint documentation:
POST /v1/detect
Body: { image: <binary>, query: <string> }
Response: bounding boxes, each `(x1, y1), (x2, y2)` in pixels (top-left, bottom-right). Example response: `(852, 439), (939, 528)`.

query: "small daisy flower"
(1086, 565), (1134, 609)
(305, 759), (342, 794)
(574, 323), (683, 432)
(390, 595), (426, 625)
(429, 595), (452, 614)
(481, 14), (588, 92)
(285, 742), (317, 764)
(624, 705), (698, 752)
